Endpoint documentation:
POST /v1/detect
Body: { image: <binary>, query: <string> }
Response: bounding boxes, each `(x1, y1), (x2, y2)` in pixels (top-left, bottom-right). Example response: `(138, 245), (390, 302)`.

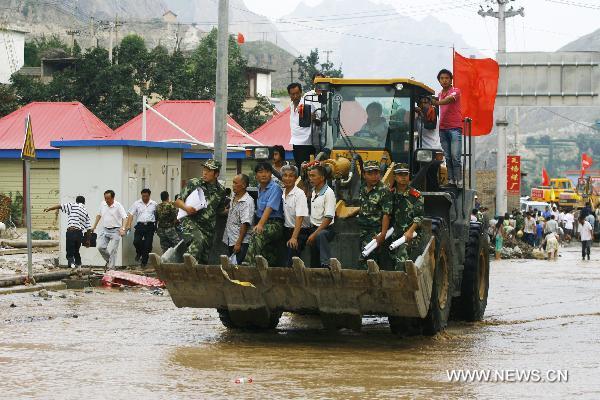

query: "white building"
(0, 27), (26, 84)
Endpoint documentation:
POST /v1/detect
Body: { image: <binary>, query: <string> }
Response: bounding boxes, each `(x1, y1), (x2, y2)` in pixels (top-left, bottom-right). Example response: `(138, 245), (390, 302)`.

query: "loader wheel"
(217, 308), (282, 330)
(455, 227), (490, 321)
(422, 229), (452, 336)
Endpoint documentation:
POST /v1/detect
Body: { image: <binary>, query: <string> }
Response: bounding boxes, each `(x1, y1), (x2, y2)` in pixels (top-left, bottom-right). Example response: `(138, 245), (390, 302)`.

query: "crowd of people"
(489, 203), (599, 261)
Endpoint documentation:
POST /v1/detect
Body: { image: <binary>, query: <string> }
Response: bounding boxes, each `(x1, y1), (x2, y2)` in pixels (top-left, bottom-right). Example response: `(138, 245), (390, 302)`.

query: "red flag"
(237, 33), (245, 44)
(453, 51), (499, 136)
(581, 153), (593, 177)
(542, 168), (550, 186)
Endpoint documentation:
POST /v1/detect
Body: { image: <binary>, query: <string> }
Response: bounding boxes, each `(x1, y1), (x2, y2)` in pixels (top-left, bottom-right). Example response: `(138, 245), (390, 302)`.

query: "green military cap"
(393, 163), (410, 174)
(203, 158), (222, 171)
(363, 160), (380, 172)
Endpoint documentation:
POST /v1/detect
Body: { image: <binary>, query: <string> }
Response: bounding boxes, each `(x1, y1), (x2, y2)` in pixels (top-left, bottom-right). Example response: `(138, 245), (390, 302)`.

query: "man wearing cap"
(175, 159), (226, 264)
(390, 163), (424, 270)
(246, 162), (285, 266)
(357, 160), (393, 269)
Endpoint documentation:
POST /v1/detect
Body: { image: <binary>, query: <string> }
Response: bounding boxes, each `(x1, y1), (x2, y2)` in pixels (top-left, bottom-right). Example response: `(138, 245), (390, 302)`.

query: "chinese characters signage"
(507, 155), (521, 194)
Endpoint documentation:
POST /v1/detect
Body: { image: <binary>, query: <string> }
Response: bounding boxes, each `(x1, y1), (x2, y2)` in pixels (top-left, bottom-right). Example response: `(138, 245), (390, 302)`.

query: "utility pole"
(289, 67), (294, 84)
(478, 0), (524, 215)
(323, 50), (334, 64)
(108, 21), (114, 63)
(90, 17), (96, 48)
(214, 0), (229, 177)
(66, 29), (80, 55)
(114, 14), (122, 63)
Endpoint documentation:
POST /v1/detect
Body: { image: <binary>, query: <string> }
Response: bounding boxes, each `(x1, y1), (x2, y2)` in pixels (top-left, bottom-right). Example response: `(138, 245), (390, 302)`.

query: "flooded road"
(1, 245), (600, 399)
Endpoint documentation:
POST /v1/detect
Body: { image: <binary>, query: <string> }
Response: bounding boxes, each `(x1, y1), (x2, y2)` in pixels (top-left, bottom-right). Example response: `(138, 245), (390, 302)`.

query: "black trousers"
(66, 229), (83, 266)
(134, 223), (155, 265)
(227, 243), (249, 265)
(284, 227), (310, 267)
(292, 144), (316, 167)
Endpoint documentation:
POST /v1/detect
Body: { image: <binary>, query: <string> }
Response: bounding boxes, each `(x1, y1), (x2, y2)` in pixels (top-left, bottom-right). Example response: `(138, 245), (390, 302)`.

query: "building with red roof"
(0, 102), (113, 229)
(112, 100), (259, 148)
(250, 107), (292, 150)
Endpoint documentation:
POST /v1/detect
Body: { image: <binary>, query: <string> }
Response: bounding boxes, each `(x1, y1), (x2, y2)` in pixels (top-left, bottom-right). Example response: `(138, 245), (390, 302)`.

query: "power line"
(541, 108), (598, 131)
(543, 0), (600, 10)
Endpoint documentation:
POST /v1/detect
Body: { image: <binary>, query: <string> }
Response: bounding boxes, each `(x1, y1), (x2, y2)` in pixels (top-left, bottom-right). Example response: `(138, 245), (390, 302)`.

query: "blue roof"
(49, 139), (192, 150)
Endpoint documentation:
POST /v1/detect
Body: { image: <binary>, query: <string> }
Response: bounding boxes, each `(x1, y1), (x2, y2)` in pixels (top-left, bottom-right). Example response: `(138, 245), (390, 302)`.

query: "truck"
(151, 78), (490, 336)
(531, 178), (583, 210)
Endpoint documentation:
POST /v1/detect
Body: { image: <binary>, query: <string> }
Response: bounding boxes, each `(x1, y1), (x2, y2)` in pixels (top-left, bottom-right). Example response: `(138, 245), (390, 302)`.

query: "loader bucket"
(150, 235), (437, 322)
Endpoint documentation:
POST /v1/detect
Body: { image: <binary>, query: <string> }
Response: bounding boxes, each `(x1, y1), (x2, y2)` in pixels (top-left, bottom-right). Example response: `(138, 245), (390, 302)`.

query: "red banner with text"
(507, 155), (521, 195)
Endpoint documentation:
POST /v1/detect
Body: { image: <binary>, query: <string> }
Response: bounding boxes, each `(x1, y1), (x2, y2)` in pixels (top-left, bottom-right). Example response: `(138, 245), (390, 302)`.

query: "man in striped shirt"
(44, 196), (91, 268)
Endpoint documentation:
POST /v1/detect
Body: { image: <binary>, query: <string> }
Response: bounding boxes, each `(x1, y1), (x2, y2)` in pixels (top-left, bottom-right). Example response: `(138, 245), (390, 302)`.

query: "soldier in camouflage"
(390, 163), (424, 271)
(156, 191), (180, 252)
(175, 159), (226, 264)
(357, 160), (393, 269)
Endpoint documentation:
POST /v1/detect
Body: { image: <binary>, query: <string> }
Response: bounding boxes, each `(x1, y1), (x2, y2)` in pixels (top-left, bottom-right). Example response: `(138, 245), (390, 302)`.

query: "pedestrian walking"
(563, 210), (574, 243)
(545, 232), (559, 261)
(578, 215), (593, 261)
(175, 159), (226, 264)
(223, 174), (254, 265)
(524, 212), (536, 246)
(432, 69), (462, 186)
(125, 189), (157, 268)
(281, 165), (311, 267)
(91, 190), (128, 270)
(44, 196), (91, 268)
(494, 216), (505, 260)
(156, 191), (180, 253)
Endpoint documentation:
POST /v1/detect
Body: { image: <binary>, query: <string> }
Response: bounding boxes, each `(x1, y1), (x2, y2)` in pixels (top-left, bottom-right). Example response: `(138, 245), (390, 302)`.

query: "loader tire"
(217, 308), (282, 330)
(422, 227), (452, 336)
(455, 226), (489, 321)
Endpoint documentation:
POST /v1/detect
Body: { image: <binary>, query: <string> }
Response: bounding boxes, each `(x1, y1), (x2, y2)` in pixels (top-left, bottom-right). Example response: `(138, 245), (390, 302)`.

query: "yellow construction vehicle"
(531, 178), (583, 210)
(153, 78), (488, 336)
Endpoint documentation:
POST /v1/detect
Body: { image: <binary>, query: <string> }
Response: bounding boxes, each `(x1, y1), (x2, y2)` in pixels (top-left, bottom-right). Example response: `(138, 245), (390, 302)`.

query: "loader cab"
(311, 78), (435, 173)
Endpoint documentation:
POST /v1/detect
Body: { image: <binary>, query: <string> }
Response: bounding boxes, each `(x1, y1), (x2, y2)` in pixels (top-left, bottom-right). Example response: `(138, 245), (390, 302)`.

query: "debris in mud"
(490, 236), (538, 259)
(9, 302), (16, 307)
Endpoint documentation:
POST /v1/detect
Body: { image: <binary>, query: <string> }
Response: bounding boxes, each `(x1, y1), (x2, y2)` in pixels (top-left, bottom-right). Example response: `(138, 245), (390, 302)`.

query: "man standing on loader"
(357, 160), (393, 269)
(390, 163), (424, 270)
(175, 159), (226, 264)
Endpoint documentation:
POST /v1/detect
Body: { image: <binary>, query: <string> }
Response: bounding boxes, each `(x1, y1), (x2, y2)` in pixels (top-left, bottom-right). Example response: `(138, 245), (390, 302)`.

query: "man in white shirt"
(281, 165), (312, 267)
(288, 82), (316, 167)
(125, 188), (158, 267)
(92, 189), (128, 270)
(307, 165), (336, 268)
(563, 210), (574, 241)
(578, 215), (593, 261)
(523, 212), (536, 247)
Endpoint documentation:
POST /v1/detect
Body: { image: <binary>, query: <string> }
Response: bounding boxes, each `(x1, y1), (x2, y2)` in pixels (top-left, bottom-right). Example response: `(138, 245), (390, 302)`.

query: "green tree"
(293, 48), (343, 90)
(116, 34), (150, 94)
(0, 84), (19, 118)
(238, 95), (275, 133)
(24, 35), (70, 67)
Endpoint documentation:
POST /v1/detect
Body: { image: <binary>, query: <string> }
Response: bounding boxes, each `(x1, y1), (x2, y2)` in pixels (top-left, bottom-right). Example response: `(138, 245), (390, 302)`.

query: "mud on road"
(1, 245), (599, 399)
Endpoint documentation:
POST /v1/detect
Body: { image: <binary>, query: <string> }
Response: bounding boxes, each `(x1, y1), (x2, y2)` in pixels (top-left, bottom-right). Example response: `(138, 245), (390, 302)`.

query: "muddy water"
(1, 246), (600, 399)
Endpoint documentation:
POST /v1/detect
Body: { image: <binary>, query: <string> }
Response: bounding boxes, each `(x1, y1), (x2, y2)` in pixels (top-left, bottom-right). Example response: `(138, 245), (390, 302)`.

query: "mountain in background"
(276, 0), (477, 88)
(162, 0), (297, 53)
(559, 27), (600, 51)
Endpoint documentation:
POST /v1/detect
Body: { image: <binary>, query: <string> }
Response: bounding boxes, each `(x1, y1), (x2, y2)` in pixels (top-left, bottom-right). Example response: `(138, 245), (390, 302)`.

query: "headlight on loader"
(416, 149), (433, 163)
(253, 147), (270, 160)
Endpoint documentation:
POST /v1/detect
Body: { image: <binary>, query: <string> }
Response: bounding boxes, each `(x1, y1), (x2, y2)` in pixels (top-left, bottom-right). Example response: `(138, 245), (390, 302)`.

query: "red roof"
(113, 100), (255, 146)
(0, 102), (113, 150)
(251, 107), (292, 150)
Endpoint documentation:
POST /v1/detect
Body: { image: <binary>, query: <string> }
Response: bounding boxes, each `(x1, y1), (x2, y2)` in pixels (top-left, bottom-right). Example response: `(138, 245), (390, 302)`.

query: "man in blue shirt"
(246, 162), (284, 266)
(542, 205), (552, 220)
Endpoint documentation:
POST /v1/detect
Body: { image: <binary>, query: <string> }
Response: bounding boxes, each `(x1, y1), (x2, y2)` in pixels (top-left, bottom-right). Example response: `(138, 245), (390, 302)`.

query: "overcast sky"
(243, 0), (600, 57)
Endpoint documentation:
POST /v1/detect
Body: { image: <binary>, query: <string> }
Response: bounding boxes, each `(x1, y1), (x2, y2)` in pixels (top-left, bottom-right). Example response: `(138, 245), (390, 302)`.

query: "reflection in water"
(0, 247), (599, 399)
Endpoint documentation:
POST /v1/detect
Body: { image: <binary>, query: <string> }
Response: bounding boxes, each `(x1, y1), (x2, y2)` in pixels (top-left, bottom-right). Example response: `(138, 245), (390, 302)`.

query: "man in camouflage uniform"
(390, 163), (424, 271)
(174, 159), (226, 264)
(246, 162), (284, 266)
(156, 190), (180, 252)
(357, 160), (393, 269)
